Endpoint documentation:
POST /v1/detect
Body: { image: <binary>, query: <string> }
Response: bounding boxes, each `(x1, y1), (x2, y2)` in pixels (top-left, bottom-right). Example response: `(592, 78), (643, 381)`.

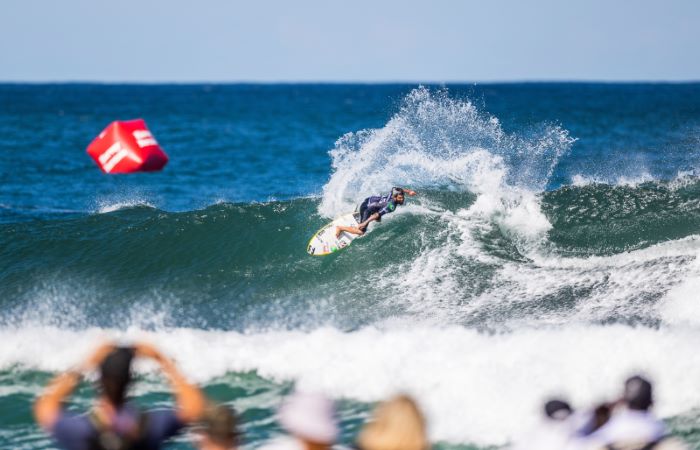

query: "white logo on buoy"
(98, 142), (142, 173)
(133, 130), (158, 148)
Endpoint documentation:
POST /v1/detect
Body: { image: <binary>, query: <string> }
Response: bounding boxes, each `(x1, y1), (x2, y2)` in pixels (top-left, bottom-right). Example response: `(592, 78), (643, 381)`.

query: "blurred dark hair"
(544, 399), (572, 420)
(624, 375), (653, 411)
(98, 347), (135, 408)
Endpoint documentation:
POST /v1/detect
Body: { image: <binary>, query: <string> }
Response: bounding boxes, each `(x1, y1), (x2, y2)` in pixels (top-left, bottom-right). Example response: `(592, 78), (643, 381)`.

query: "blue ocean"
(2, 83), (700, 449)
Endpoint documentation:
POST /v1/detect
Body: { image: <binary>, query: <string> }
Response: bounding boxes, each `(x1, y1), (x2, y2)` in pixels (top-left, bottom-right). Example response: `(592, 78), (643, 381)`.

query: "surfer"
(335, 187), (417, 237)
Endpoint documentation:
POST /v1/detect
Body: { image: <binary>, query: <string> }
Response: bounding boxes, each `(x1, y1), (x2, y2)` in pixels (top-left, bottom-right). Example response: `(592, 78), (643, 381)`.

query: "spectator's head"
(357, 394), (428, 450)
(98, 347), (135, 408)
(196, 404), (240, 450)
(623, 375), (653, 411)
(544, 399), (573, 421)
(279, 392), (338, 447)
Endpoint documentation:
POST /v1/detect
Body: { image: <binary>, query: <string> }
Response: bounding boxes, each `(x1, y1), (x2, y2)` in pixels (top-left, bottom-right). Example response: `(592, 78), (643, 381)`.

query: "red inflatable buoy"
(86, 119), (168, 173)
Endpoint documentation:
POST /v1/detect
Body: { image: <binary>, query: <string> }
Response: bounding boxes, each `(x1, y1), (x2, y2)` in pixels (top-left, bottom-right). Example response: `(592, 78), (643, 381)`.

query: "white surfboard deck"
(307, 212), (362, 256)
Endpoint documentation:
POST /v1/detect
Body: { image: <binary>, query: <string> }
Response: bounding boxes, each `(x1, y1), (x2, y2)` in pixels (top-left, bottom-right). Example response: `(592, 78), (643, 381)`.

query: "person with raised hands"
(34, 341), (206, 450)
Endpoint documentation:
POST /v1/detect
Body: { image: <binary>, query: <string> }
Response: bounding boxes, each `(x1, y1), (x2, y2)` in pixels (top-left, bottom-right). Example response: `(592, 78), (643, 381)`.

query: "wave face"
(4, 179), (700, 330)
(2, 84), (700, 449)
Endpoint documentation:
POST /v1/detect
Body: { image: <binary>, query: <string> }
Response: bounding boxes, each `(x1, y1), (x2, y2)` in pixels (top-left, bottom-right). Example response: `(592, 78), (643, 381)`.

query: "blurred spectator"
(259, 391), (338, 450)
(512, 399), (579, 450)
(34, 341), (205, 450)
(357, 394), (428, 450)
(584, 375), (687, 450)
(194, 403), (240, 450)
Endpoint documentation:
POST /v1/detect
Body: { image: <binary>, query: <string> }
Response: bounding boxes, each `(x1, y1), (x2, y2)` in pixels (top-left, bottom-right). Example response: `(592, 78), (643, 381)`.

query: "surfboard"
(307, 212), (362, 256)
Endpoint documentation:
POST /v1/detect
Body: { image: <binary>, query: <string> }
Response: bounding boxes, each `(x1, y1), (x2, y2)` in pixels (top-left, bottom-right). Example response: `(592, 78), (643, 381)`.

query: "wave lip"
(96, 199), (157, 214)
(320, 86), (574, 218)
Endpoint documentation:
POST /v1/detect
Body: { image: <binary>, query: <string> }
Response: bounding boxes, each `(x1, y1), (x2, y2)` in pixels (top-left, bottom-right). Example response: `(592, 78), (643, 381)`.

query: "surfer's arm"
(134, 342), (205, 423)
(34, 342), (116, 430)
(393, 187), (417, 196)
(358, 212), (380, 230)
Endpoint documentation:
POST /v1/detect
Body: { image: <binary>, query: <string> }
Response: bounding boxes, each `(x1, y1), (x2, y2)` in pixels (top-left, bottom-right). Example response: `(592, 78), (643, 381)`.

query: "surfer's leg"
(336, 225), (364, 237)
(359, 202), (372, 223)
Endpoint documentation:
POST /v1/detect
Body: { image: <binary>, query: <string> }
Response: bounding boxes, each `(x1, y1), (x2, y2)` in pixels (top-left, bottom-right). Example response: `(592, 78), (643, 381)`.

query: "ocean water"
(2, 83), (700, 449)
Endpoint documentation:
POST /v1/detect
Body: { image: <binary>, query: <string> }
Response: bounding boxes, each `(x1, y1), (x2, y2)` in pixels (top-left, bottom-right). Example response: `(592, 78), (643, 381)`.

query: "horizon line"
(1, 79), (699, 85)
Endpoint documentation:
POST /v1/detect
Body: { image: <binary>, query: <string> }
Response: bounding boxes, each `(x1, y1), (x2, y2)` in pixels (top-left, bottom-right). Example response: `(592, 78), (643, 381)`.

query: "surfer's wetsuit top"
(359, 193), (398, 222)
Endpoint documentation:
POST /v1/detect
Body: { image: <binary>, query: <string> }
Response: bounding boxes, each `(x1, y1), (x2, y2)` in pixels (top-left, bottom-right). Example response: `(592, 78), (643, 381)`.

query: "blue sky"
(1, 0), (698, 82)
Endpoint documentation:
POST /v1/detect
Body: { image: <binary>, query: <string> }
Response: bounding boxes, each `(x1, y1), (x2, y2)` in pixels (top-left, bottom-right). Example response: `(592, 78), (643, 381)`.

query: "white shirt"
(512, 416), (586, 450)
(258, 436), (352, 450)
(258, 436), (306, 450)
(586, 409), (666, 447)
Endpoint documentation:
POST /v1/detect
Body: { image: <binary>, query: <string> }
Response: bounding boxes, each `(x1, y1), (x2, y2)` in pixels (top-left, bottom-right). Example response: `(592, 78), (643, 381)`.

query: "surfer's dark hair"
(98, 347), (135, 407)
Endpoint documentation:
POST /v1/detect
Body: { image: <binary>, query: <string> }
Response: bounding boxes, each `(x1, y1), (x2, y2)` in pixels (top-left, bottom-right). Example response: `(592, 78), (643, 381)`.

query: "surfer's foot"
(335, 226), (342, 238)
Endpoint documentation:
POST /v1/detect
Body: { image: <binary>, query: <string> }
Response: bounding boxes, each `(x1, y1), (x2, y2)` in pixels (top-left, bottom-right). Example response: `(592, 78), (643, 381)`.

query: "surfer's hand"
(406, 189), (417, 196)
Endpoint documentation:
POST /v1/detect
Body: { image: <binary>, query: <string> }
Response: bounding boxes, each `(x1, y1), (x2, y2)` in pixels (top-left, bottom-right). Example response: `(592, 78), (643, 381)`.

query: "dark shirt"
(51, 407), (184, 450)
(364, 193), (398, 218)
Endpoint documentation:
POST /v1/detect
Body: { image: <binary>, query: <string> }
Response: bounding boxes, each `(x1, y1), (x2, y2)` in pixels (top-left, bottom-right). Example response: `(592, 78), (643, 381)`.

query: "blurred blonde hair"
(358, 394), (428, 450)
(198, 403), (239, 448)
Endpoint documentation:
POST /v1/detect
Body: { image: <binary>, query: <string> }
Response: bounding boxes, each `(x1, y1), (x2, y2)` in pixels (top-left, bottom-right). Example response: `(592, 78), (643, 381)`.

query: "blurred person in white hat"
(259, 391), (339, 450)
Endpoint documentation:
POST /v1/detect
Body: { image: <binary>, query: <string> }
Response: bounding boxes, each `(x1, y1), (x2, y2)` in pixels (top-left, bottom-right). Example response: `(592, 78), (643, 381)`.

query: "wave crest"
(320, 87), (574, 217)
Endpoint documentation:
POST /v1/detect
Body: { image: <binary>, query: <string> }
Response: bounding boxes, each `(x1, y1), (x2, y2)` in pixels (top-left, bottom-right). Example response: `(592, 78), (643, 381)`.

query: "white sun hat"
(278, 391), (339, 444)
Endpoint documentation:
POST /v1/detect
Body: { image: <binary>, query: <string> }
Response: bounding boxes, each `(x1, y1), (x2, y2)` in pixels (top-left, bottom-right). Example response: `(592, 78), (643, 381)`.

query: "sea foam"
(2, 321), (700, 446)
